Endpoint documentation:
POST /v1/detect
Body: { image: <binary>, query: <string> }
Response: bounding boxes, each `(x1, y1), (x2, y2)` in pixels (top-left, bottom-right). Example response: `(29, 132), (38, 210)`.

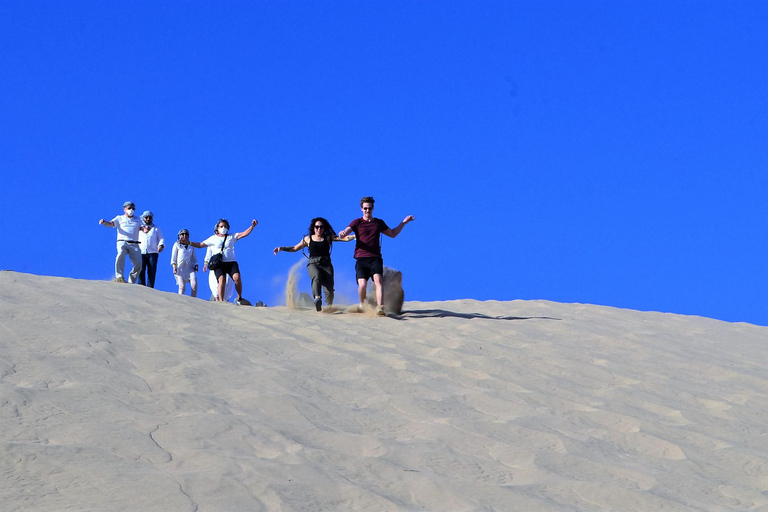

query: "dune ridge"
(1, 271), (767, 511)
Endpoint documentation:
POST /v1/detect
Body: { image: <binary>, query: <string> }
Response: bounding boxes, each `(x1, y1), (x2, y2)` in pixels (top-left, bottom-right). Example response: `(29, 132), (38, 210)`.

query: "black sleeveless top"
(308, 237), (331, 259)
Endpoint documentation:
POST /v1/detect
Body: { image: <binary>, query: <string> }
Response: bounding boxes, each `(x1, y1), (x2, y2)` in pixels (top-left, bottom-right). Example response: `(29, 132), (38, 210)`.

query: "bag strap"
(220, 234), (228, 252)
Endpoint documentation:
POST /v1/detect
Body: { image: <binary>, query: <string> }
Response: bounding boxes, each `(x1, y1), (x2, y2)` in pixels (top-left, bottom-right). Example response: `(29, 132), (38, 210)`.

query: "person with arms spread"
(98, 201), (150, 283)
(190, 218), (257, 305)
(338, 196), (414, 315)
(273, 217), (354, 311)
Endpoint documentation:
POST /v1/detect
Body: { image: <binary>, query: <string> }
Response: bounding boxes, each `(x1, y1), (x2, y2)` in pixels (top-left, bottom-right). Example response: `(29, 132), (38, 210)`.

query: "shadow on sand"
(394, 309), (560, 322)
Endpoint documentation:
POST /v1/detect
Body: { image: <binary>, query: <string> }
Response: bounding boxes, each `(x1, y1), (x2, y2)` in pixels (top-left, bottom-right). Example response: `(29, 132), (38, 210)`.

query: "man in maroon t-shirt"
(338, 196), (415, 314)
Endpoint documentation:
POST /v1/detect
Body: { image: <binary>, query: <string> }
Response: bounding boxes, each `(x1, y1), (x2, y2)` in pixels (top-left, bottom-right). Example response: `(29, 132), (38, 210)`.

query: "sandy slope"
(1, 271), (767, 511)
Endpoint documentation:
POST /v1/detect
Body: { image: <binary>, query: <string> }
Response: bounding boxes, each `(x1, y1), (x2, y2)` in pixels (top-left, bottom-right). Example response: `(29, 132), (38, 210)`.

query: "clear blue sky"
(2, 1), (767, 325)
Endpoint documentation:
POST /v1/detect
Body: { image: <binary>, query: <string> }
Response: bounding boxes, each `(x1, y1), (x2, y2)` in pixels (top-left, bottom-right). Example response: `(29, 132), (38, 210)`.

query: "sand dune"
(1, 271), (767, 511)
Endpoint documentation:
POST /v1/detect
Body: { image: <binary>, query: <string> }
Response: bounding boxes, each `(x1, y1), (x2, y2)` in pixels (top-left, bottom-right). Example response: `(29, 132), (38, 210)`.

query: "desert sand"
(1, 270), (767, 511)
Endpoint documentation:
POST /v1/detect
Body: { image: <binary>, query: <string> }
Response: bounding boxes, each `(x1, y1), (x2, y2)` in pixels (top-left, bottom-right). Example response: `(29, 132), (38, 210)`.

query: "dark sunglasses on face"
(363, 207), (372, 211)
(314, 225), (324, 229)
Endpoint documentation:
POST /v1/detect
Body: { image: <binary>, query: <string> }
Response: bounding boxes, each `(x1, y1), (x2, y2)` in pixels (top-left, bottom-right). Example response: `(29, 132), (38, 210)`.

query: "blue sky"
(2, 1), (767, 325)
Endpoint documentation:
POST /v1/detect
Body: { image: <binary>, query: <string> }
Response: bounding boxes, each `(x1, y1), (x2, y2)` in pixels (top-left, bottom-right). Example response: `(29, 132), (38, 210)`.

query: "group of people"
(98, 203), (164, 287)
(100, 196), (415, 314)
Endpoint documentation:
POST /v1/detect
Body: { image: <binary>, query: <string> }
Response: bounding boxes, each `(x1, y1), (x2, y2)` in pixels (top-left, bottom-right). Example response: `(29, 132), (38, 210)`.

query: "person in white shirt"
(204, 245), (235, 301)
(171, 229), (198, 297)
(138, 211), (165, 288)
(190, 218), (257, 305)
(98, 201), (150, 283)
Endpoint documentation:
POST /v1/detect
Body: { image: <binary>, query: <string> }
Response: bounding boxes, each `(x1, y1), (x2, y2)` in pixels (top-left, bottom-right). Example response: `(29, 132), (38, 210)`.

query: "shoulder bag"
(207, 234), (228, 270)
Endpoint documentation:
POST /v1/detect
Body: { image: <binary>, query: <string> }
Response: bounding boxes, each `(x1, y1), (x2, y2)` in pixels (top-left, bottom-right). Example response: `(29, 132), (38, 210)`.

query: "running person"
(337, 197), (414, 315)
(190, 219), (257, 304)
(273, 217), (355, 311)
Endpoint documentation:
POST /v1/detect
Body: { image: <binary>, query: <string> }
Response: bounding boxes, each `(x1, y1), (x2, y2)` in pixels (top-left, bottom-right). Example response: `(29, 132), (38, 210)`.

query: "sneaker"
(235, 298), (252, 306)
(314, 298), (322, 311)
(114, 276), (126, 283)
(375, 305), (387, 316)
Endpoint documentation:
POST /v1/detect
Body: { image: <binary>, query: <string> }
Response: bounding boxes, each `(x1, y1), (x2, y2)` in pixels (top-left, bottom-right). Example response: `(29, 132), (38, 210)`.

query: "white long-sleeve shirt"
(171, 242), (198, 275)
(140, 225), (165, 254)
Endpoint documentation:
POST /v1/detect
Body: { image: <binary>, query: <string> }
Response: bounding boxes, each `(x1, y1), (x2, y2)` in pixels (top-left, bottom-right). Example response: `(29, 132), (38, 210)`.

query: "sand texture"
(1, 271), (767, 511)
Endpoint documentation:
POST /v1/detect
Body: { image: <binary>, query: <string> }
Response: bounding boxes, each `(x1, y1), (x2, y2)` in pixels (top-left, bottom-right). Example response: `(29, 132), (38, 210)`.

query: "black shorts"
(355, 257), (383, 281)
(214, 261), (240, 281)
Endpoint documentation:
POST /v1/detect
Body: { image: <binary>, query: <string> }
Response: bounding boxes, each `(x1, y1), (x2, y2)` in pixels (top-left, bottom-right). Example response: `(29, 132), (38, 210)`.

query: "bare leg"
(372, 273), (384, 306)
(232, 272), (243, 300)
(217, 274), (226, 301)
(357, 278), (368, 304)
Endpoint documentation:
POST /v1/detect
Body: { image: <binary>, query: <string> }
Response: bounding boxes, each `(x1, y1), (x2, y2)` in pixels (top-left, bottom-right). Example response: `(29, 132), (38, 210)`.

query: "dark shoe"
(314, 298), (322, 311)
(236, 298), (252, 306)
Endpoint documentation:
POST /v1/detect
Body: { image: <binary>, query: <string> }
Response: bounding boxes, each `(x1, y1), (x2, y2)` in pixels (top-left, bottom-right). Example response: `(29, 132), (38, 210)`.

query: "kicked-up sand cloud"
(1, 271), (767, 511)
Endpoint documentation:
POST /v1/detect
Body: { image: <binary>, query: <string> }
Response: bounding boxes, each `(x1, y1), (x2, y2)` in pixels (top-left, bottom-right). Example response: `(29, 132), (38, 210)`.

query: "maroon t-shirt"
(348, 217), (389, 258)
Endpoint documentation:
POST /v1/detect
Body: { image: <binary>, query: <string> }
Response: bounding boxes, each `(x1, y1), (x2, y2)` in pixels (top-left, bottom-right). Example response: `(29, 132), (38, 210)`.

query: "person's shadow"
(394, 308), (560, 322)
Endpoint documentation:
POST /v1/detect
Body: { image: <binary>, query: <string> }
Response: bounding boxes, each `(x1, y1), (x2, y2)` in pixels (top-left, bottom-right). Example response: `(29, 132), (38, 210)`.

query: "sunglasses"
(314, 225), (324, 229)
(363, 207), (373, 211)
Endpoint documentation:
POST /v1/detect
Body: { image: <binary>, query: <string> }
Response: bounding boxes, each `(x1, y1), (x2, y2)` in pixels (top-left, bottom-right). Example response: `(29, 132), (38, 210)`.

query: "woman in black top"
(274, 217), (354, 311)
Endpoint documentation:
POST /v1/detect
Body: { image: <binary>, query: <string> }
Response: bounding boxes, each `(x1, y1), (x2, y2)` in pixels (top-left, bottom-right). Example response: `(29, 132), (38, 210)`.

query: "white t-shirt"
(140, 225), (165, 254)
(110, 214), (143, 241)
(202, 234), (239, 262)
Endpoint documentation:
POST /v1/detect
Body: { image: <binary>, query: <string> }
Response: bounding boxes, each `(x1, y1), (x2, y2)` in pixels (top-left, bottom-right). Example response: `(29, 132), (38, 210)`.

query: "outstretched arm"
(382, 215), (415, 238)
(274, 237), (309, 255)
(332, 235), (356, 242)
(99, 219), (115, 228)
(203, 247), (212, 272)
(337, 225), (354, 238)
(189, 241), (207, 249)
(236, 219), (258, 240)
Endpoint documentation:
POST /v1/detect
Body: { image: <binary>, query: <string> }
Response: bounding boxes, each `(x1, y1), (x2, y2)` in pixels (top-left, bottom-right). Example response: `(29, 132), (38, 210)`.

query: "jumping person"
(273, 217), (355, 311)
(337, 197), (414, 315)
(98, 201), (150, 283)
(190, 219), (257, 305)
